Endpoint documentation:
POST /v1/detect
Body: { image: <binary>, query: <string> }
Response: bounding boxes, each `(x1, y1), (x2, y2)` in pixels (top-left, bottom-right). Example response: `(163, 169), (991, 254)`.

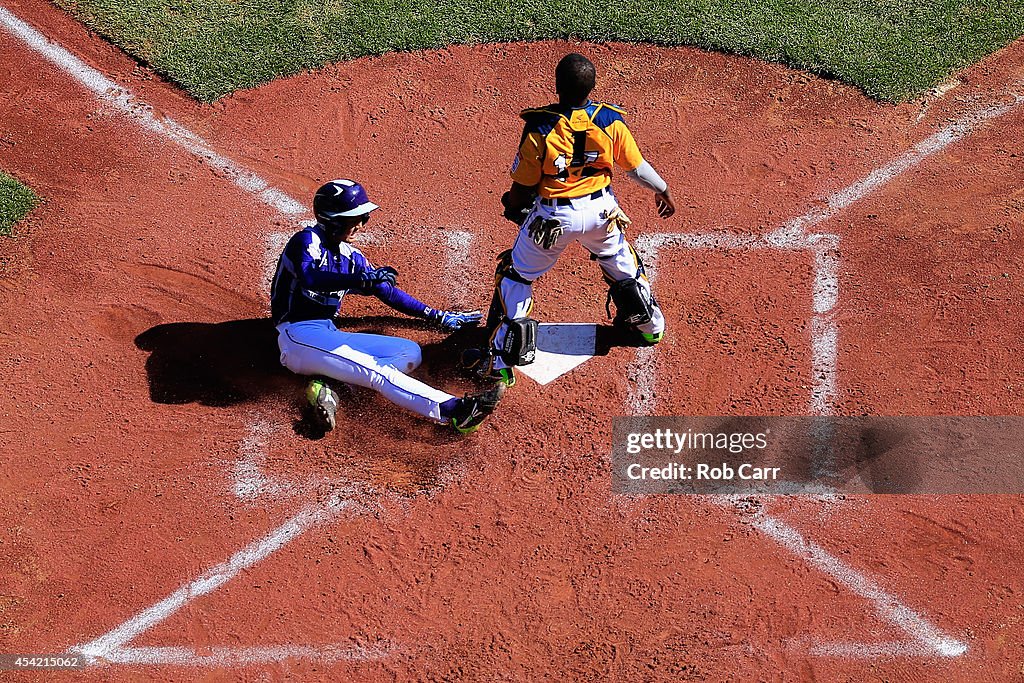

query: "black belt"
(540, 187), (610, 207)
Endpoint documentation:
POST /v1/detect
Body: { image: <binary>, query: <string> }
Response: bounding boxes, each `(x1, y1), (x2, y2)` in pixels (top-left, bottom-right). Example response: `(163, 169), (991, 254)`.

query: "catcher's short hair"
(555, 53), (596, 102)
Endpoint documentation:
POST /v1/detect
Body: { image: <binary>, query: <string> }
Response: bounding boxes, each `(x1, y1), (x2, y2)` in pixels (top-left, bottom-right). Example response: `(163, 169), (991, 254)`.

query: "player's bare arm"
(466, 52), (669, 388)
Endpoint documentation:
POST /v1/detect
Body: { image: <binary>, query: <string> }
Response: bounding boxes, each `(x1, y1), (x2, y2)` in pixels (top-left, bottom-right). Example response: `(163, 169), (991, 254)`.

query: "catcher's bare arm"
(626, 160), (675, 218)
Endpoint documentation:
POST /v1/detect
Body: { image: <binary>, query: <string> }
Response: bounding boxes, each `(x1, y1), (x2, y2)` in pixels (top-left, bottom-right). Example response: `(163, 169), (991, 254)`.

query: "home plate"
(517, 323), (597, 385)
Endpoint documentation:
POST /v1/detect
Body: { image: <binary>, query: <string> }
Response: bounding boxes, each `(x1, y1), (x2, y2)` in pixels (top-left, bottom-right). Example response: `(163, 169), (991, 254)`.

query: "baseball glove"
(501, 190), (535, 226)
(430, 310), (483, 332)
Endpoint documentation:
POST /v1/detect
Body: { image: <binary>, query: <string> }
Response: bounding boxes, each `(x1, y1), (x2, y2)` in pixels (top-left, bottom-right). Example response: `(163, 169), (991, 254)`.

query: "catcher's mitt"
(501, 190), (535, 226)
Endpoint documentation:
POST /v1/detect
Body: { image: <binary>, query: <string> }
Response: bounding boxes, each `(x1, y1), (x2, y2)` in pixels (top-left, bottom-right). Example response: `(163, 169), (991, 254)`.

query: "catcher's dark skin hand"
(655, 188), (676, 219)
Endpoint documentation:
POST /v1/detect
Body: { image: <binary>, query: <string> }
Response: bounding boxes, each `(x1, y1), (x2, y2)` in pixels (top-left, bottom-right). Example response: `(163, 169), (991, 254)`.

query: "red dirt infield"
(2, 0), (1023, 679)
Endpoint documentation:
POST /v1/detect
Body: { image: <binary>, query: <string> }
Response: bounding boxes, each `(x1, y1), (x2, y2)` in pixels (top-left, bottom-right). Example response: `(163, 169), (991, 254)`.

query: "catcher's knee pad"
(499, 316), (538, 366)
(487, 249), (533, 330)
(607, 278), (654, 328)
(494, 249), (532, 285)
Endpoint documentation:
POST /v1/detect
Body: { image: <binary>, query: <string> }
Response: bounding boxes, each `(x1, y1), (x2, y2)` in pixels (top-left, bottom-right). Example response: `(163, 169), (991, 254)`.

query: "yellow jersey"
(510, 101), (644, 199)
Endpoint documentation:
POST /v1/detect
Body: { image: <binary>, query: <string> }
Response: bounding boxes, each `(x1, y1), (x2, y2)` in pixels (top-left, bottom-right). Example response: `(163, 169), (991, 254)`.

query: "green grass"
(0, 173), (38, 237)
(55, 0), (1024, 102)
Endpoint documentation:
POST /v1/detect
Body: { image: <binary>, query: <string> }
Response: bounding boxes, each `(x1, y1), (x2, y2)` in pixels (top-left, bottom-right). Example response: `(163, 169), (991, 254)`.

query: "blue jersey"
(270, 224), (431, 325)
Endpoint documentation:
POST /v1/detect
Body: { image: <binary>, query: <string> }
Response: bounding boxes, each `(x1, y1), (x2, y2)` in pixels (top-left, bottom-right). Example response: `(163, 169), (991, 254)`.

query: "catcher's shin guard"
(483, 249), (536, 375)
(595, 242), (664, 343)
(460, 347), (516, 387)
(607, 277), (654, 328)
(487, 249), (533, 329)
(498, 316), (538, 366)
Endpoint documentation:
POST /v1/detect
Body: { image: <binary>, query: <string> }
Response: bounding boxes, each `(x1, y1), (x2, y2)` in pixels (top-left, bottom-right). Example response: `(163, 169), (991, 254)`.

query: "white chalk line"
(70, 490), (365, 663)
(806, 641), (948, 658)
(100, 643), (397, 667)
(233, 419), (273, 501)
(765, 88), (1024, 246)
(0, 6), (476, 667)
(233, 415), (310, 501)
(754, 515), (968, 658)
(0, 7), (307, 219)
(626, 345), (658, 415)
(8, 1), (1014, 667)
(630, 84), (1024, 660)
(0, 7), (378, 666)
(632, 230), (839, 418)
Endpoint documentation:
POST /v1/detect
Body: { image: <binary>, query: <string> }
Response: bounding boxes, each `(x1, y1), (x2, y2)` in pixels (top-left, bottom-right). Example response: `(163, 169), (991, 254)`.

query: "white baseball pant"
(491, 190), (665, 369)
(276, 319), (455, 422)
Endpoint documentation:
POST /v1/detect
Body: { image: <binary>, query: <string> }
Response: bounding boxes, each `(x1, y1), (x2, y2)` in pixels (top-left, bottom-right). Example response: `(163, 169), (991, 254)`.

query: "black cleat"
(450, 383), (506, 434)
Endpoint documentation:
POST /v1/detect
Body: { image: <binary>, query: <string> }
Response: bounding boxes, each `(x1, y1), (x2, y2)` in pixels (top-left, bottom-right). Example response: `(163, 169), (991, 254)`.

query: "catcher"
(271, 179), (505, 433)
(465, 53), (675, 386)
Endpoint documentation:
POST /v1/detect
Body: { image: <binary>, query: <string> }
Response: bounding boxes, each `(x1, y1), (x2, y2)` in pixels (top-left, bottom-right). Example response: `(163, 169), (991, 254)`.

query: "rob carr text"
(626, 462), (781, 481)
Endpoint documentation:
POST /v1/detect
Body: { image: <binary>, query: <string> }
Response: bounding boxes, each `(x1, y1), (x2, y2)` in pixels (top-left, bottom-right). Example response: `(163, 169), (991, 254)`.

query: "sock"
(439, 397), (461, 419)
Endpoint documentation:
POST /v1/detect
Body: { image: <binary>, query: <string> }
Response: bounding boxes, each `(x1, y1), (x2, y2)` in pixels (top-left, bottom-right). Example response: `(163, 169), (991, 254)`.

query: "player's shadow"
(134, 316), (636, 409)
(134, 317), (487, 445)
(135, 318), (292, 407)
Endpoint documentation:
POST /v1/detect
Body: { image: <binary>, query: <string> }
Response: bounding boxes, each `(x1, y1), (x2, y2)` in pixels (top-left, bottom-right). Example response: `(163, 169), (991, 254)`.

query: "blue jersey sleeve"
(287, 230), (365, 293)
(369, 281), (433, 318)
(283, 228), (437, 320)
(340, 242), (434, 318)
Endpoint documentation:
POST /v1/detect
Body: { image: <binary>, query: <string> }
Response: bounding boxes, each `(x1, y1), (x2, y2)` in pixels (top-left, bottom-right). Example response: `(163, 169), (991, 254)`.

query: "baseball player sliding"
(271, 179), (504, 433)
(465, 53), (675, 386)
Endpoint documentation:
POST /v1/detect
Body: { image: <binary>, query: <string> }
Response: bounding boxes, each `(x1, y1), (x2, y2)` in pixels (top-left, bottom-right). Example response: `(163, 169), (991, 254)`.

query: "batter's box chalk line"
(631, 230), (839, 419)
(67, 489), (399, 668)
(627, 82), (1024, 661)
(634, 230), (960, 657)
(8, 1), (1016, 665)
(755, 515), (968, 658)
(232, 415), (298, 501)
(94, 643), (399, 667)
